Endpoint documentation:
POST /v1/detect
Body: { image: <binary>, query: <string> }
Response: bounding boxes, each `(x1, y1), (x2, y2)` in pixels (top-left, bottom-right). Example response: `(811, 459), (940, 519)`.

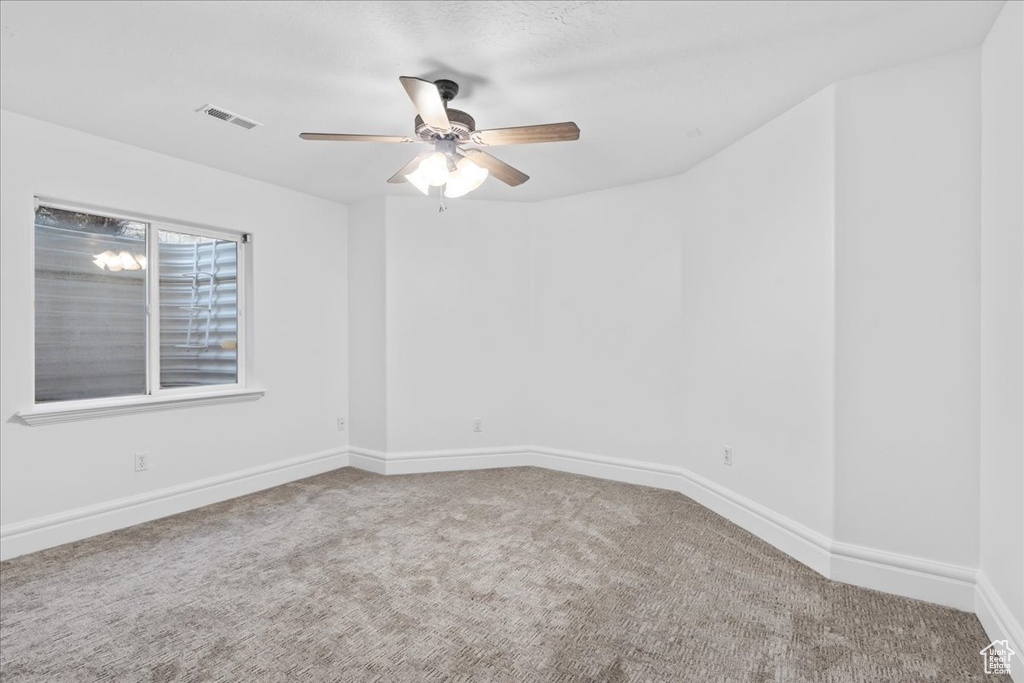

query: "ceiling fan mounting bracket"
(434, 79), (460, 102)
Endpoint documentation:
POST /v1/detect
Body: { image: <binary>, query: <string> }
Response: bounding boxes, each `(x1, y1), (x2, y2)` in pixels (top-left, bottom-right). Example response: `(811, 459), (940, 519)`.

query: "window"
(33, 202), (247, 407)
(157, 229), (239, 390)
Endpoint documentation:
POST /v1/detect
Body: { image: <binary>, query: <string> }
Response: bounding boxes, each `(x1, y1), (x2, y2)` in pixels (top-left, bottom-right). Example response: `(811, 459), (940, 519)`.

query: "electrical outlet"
(337, 417), (346, 432)
(135, 453), (149, 472)
(473, 418), (483, 433)
(723, 447), (733, 467)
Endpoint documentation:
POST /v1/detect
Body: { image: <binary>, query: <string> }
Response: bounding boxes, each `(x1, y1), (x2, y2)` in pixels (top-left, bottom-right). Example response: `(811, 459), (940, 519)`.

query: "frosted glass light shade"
(444, 158), (489, 198)
(405, 168), (431, 195)
(418, 152), (450, 186)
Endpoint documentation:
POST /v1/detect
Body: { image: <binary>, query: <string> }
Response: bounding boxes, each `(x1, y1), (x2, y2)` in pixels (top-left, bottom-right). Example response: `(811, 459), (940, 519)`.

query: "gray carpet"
(0, 467), (1005, 682)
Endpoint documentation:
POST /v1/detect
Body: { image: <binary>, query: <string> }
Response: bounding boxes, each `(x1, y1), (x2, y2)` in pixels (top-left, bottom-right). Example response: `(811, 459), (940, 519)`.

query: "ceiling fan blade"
(469, 122), (580, 146)
(387, 153), (430, 184)
(399, 76), (450, 130)
(300, 133), (417, 143)
(462, 148), (530, 187)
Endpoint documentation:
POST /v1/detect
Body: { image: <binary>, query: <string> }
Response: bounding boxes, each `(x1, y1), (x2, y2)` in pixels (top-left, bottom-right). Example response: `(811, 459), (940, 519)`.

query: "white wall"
(348, 198), (388, 452)
(383, 196), (533, 452)
(980, 0), (1024, 650)
(529, 176), (684, 467)
(677, 87), (837, 538)
(531, 88), (836, 536)
(834, 49), (981, 569)
(0, 111), (348, 536)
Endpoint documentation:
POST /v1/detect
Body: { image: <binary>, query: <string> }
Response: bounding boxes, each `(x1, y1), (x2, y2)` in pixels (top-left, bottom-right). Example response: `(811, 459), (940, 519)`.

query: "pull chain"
(438, 185), (448, 213)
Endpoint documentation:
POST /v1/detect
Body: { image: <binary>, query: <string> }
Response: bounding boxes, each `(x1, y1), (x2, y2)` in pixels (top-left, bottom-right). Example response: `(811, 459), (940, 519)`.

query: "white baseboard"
(830, 541), (977, 611)
(976, 571), (1024, 683)
(348, 444), (982, 613)
(387, 446), (533, 475)
(348, 446), (387, 474)
(349, 445), (532, 475)
(0, 448), (349, 561)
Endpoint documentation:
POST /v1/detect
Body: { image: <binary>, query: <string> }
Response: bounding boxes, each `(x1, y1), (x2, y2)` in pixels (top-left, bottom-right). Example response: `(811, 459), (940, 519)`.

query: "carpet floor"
(0, 467), (1005, 682)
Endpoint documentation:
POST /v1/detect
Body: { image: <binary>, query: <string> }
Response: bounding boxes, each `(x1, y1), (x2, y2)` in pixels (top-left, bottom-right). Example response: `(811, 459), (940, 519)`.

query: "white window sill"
(16, 388), (265, 426)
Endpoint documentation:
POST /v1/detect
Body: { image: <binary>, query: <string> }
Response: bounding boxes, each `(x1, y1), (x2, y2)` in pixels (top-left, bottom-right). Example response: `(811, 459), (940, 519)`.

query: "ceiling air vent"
(198, 104), (262, 130)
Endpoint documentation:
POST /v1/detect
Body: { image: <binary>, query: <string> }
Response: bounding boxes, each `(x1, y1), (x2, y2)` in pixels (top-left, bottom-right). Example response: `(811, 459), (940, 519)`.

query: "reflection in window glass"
(34, 207), (148, 402)
(158, 230), (238, 389)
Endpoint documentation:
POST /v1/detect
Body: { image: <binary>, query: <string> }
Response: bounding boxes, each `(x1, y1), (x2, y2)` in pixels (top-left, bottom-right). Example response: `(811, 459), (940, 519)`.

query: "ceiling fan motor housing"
(433, 79), (460, 102)
(415, 108), (476, 141)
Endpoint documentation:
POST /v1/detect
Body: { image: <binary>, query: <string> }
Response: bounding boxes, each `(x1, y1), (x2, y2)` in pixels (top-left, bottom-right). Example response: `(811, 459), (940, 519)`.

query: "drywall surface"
(528, 175), (684, 468)
(348, 198), (388, 452)
(980, 0), (1024, 642)
(530, 87), (836, 537)
(382, 196), (533, 452)
(0, 110), (348, 527)
(834, 49), (981, 569)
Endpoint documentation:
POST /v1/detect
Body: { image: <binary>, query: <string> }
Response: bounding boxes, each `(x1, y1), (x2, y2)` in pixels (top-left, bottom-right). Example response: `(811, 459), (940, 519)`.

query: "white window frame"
(147, 220), (246, 398)
(18, 198), (263, 426)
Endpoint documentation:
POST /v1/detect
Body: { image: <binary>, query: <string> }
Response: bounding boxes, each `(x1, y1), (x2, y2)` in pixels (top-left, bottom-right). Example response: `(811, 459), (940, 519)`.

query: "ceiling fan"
(300, 77), (580, 201)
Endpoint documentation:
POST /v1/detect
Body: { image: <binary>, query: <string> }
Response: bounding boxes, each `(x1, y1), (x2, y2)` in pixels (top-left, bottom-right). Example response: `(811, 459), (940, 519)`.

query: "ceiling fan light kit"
(300, 76), (580, 210)
(444, 157), (489, 198)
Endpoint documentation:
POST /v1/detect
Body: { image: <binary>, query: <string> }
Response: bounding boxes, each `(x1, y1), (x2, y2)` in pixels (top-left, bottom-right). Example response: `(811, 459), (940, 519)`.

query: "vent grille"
(198, 104), (261, 130)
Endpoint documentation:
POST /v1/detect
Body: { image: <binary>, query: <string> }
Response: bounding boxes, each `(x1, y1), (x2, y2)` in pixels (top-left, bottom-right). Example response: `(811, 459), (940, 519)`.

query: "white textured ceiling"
(0, 1), (1005, 204)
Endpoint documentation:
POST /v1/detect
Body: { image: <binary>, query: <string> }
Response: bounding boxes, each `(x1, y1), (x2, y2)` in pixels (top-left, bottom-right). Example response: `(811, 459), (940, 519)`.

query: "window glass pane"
(34, 206), (148, 403)
(158, 230), (238, 388)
